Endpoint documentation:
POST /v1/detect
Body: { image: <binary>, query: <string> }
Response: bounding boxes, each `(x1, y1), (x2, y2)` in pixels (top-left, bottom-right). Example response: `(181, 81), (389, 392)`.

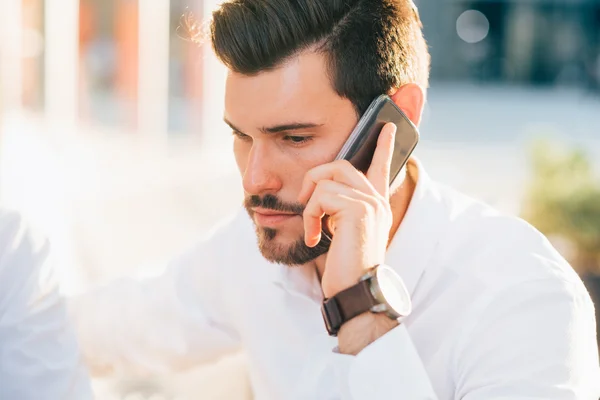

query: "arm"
(330, 317), (438, 399)
(68, 215), (242, 377)
(297, 123), (599, 398)
(337, 312), (399, 356)
(455, 279), (600, 399)
(329, 278), (600, 399)
(0, 211), (93, 400)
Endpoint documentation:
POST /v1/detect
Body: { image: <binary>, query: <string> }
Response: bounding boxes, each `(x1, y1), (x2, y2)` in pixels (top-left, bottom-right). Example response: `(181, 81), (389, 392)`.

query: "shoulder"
(429, 187), (599, 394)
(433, 182), (582, 290)
(428, 182), (593, 332)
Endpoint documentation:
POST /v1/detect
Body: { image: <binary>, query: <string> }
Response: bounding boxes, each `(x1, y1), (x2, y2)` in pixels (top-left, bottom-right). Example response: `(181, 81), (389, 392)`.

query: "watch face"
(375, 265), (412, 316)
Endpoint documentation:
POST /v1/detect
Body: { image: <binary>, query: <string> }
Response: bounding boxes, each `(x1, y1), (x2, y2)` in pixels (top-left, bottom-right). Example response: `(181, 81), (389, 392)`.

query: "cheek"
(286, 145), (338, 188)
(232, 139), (338, 194)
(277, 150), (313, 188)
(297, 139), (342, 170)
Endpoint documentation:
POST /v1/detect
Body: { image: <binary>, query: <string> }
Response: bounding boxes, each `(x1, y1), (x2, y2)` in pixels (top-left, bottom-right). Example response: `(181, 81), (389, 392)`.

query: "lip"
(253, 208), (298, 227)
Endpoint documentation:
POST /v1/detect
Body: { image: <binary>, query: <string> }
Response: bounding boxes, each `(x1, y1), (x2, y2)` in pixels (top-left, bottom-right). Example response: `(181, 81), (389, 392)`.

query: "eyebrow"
(223, 118), (324, 135)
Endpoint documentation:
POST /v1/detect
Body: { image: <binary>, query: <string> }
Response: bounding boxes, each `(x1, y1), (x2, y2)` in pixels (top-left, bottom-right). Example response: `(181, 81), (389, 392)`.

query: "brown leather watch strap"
(322, 278), (379, 336)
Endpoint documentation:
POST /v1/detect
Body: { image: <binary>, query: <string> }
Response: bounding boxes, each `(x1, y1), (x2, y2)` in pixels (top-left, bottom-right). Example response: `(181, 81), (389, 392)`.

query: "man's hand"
(298, 122), (397, 298)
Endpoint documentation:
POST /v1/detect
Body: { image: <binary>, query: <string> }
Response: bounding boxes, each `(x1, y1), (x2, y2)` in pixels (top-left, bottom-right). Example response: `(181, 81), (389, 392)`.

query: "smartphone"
(320, 95), (419, 241)
(335, 94), (420, 186)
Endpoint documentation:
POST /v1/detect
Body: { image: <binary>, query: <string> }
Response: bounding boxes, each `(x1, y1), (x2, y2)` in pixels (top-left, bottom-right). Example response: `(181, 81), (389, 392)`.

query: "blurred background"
(0, 0), (599, 398)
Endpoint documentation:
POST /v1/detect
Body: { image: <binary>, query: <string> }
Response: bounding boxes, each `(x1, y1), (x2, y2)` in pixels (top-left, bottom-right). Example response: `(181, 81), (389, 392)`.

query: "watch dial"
(376, 265), (412, 316)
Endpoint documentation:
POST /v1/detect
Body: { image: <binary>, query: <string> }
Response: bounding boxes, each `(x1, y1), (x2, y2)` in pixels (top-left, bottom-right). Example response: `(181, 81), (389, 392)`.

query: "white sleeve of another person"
(67, 218), (242, 377)
(0, 210), (93, 400)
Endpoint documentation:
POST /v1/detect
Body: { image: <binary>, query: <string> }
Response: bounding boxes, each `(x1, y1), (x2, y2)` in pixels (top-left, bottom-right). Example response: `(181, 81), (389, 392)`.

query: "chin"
(254, 226), (331, 266)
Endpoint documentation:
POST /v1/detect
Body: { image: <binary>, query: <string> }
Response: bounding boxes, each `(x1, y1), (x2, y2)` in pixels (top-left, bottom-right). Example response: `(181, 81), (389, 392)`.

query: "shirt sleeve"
(454, 279), (600, 400)
(330, 324), (439, 399)
(67, 215), (242, 377)
(0, 210), (93, 400)
(329, 278), (600, 400)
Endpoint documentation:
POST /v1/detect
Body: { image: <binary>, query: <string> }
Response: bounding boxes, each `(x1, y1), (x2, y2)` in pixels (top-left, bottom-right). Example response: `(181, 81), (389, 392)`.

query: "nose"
(242, 142), (282, 196)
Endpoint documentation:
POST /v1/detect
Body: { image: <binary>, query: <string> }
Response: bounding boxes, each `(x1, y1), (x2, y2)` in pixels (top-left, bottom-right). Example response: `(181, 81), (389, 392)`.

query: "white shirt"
(70, 159), (600, 399)
(0, 210), (93, 399)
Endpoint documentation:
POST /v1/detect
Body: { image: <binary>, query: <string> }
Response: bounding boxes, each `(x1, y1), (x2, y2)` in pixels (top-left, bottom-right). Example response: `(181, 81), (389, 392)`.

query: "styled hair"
(200, 0), (430, 115)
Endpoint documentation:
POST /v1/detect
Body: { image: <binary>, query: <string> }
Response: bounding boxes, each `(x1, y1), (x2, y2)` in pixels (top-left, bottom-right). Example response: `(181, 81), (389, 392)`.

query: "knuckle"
(369, 196), (390, 218)
(313, 180), (327, 196)
(375, 192), (388, 205)
(334, 159), (355, 173)
(303, 206), (316, 220)
(317, 179), (335, 195)
(322, 192), (336, 205)
(375, 194), (391, 212)
(303, 197), (317, 215)
(381, 202), (392, 217)
(380, 201), (392, 218)
(304, 169), (316, 183)
(334, 159), (352, 168)
(363, 195), (378, 210)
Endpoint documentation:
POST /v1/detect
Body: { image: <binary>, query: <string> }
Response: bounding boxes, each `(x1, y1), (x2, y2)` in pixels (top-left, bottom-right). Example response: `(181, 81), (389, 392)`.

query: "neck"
(314, 158), (419, 280)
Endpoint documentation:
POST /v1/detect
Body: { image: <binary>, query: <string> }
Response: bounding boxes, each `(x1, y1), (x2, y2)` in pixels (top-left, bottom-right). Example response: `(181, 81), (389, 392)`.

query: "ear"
(389, 83), (425, 127)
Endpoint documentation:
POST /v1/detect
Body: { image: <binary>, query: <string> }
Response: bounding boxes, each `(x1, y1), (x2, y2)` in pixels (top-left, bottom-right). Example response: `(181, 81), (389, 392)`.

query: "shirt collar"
(385, 157), (448, 296)
(269, 156), (448, 300)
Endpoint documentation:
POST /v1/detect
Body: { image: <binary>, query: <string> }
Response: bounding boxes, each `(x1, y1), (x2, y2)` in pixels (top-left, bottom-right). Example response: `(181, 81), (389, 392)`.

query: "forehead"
(224, 51), (353, 129)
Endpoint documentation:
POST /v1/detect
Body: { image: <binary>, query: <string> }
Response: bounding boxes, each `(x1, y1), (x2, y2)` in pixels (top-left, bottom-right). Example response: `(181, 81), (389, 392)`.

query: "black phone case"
(335, 94), (420, 185)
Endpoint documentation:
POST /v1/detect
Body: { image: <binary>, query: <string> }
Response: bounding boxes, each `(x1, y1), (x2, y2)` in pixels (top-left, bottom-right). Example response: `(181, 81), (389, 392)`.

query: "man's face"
(224, 51), (358, 265)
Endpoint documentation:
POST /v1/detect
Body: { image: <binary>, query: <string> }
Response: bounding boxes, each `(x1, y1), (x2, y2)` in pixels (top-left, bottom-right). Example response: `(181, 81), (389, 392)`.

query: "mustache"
(245, 194), (305, 215)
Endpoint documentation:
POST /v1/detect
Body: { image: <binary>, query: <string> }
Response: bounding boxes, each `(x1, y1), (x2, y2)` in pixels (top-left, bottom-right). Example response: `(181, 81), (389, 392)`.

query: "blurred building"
(419, 0), (600, 90)
(0, 0), (218, 138)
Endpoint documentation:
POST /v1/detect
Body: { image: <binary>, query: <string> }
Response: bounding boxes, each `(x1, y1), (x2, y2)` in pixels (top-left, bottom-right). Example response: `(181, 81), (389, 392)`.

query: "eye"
(232, 130), (251, 141)
(283, 135), (313, 146)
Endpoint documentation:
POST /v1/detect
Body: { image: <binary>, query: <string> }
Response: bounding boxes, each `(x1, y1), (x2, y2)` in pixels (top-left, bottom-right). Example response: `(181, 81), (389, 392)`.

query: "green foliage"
(521, 139), (600, 275)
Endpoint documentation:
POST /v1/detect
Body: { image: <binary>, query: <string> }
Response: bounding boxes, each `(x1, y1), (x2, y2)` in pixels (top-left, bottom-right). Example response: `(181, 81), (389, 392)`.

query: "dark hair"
(197, 0), (430, 116)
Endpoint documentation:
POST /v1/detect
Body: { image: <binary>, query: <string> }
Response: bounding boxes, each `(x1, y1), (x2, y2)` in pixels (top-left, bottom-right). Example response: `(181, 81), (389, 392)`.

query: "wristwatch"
(321, 264), (412, 336)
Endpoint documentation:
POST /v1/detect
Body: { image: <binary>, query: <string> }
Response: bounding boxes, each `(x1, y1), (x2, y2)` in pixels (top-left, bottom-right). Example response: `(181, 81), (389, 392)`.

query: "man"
(0, 209), (92, 399)
(70, 1), (600, 399)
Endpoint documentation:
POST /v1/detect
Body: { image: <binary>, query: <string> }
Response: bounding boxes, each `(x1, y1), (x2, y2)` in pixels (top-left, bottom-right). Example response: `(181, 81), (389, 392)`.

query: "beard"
(244, 194), (331, 265)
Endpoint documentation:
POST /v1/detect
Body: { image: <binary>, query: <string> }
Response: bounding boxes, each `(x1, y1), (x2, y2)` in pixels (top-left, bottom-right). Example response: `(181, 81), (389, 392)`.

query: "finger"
(303, 180), (354, 247)
(298, 159), (373, 205)
(303, 180), (373, 247)
(366, 122), (396, 198)
(304, 193), (363, 247)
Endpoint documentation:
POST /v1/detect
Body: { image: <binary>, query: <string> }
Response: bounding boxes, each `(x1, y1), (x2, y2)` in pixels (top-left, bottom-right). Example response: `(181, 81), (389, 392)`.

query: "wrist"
(320, 264), (411, 337)
(321, 256), (386, 299)
(322, 259), (384, 298)
(322, 274), (363, 299)
(337, 312), (399, 355)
